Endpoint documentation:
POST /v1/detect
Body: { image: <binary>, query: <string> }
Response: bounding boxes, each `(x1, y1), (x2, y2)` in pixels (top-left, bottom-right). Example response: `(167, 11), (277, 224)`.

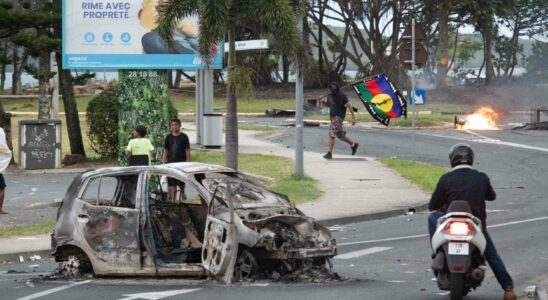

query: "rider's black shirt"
(429, 165), (496, 225)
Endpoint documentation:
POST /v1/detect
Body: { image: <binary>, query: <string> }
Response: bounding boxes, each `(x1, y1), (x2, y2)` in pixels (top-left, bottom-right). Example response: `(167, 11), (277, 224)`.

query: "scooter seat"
(446, 200), (472, 213)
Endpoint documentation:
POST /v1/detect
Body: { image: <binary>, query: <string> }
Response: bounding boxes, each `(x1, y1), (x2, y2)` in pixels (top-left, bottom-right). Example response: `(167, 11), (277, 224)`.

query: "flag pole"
(317, 74), (383, 99)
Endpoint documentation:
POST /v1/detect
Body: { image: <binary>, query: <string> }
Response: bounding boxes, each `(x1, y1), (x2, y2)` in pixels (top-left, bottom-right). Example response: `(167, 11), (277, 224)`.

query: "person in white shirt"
(0, 127), (12, 215)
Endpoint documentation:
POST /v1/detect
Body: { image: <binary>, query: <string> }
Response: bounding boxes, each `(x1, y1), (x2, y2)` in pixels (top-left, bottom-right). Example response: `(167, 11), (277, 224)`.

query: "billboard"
(62, 0), (223, 69)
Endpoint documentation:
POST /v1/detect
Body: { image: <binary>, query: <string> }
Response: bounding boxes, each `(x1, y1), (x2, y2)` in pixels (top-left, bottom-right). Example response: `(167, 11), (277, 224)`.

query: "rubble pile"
(513, 122), (548, 130)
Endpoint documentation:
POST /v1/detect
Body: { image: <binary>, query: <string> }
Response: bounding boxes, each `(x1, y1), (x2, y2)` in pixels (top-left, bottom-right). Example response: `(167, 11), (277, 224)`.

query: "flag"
(352, 74), (407, 126)
(440, 50), (447, 65)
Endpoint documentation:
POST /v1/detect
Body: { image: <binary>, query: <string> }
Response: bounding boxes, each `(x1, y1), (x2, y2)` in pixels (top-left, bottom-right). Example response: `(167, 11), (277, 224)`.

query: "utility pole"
(295, 16), (304, 175)
(399, 19), (427, 165)
(411, 18), (416, 164)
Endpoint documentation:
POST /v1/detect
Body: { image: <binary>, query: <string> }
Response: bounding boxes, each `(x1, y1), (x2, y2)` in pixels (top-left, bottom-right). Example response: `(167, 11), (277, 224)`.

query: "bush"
(86, 90), (118, 158)
(116, 71), (177, 165)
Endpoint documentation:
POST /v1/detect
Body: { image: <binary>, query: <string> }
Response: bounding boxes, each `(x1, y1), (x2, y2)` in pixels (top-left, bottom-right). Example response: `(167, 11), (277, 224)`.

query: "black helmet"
(449, 143), (474, 167)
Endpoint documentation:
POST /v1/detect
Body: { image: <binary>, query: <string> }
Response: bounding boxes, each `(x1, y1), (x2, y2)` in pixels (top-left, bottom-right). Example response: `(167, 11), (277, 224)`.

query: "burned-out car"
(52, 163), (337, 281)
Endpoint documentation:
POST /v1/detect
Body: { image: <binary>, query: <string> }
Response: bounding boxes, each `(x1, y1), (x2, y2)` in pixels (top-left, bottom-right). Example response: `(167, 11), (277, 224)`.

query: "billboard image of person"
(62, 0), (222, 69)
(138, 0), (199, 54)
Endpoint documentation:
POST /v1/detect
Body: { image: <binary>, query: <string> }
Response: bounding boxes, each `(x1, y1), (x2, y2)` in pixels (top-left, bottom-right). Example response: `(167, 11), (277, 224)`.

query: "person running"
(0, 126), (12, 215)
(125, 125), (156, 166)
(162, 118), (191, 202)
(319, 82), (359, 159)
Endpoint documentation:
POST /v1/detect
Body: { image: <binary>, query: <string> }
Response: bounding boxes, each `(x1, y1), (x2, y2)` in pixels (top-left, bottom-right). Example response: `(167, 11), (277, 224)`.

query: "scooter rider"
(428, 143), (517, 300)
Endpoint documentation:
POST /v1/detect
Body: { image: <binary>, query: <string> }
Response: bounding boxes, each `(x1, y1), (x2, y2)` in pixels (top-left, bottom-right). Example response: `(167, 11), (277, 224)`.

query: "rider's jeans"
(428, 211), (514, 291)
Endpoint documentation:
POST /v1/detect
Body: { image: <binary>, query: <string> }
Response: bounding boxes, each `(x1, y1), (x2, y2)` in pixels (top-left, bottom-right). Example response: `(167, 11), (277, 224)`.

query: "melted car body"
(52, 163), (337, 281)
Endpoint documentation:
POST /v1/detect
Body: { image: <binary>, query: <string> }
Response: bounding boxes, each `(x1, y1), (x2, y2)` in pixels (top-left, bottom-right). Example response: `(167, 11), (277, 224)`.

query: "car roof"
(81, 162), (235, 178)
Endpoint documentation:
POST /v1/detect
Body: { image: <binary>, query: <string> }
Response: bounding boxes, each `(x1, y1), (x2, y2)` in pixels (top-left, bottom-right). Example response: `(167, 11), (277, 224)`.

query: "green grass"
(10, 115), (100, 163)
(0, 95), (94, 113)
(192, 150), (322, 203)
(268, 174), (323, 203)
(416, 102), (473, 114)
(170, 94), (296, 114)
(1, 92), (473, 117)
(305, 113), (453, 127)
(378, 157), (448, 193)
(0, 223), (55, 239)
(389, 114), (454, 127)
(2, 93), (296, 114)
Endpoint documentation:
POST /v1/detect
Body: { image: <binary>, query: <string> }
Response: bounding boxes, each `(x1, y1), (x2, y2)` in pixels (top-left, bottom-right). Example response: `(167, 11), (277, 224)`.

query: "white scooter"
(431, 201), (487, 300)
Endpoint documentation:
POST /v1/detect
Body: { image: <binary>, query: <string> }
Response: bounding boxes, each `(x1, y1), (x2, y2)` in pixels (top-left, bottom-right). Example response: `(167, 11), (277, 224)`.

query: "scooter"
(431, 201), (487, 300)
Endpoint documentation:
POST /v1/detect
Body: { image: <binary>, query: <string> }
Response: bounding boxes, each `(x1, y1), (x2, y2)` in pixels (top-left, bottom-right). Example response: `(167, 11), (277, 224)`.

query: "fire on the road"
(455, 107), (500, 130)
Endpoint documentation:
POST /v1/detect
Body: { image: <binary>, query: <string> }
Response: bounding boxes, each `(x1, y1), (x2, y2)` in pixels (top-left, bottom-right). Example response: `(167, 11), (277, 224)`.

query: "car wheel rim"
(235, 249), (256, 281)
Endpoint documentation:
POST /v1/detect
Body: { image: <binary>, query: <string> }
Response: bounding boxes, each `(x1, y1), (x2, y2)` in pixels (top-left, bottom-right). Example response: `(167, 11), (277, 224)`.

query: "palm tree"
(158, 0), (298, 170)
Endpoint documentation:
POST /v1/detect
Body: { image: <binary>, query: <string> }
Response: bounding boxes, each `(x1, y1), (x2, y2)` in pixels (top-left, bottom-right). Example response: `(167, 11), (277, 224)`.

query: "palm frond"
(157, 0), (199, 48)
(251, 0), (298, 56)
(198, 0), (232, 64)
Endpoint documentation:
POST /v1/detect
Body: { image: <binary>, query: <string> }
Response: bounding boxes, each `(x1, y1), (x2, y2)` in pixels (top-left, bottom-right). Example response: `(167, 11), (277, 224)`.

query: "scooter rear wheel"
(450, 273), (465, 300)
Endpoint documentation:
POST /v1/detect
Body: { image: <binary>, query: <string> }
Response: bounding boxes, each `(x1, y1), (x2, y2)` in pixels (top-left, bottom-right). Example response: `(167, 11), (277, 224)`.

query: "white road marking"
(414, 130), (548, 153)
(116, 288), (201, 300)
(336, 247), (392, 259)
(339, 216), (548, 247)
(15, 280), (92, 300)
(487, 216), (548, 229)
(338, 234), (427, 246)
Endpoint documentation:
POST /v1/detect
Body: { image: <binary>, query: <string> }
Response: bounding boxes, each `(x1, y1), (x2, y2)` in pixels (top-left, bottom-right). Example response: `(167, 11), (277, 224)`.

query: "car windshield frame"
(201, 176), (290, 209)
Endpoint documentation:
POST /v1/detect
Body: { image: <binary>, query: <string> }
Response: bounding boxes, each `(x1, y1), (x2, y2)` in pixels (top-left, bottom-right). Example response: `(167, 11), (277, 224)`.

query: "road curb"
(317, 202), (429, 227)
(4, 168), (89, 175)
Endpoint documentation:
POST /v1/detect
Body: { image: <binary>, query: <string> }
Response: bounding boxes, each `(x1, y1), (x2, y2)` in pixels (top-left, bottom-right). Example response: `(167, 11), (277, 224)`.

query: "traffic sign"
(410, 89), (426, 105)
(399, 24), (428, 70)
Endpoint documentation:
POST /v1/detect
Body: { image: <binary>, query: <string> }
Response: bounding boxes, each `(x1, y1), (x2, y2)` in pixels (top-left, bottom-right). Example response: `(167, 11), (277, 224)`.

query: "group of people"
(125, 118), (191, 201)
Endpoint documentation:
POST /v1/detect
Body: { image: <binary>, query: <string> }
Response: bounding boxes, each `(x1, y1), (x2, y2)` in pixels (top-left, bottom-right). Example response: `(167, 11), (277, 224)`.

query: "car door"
(202, 182), (238, 283)
(77, 174), (141, 273)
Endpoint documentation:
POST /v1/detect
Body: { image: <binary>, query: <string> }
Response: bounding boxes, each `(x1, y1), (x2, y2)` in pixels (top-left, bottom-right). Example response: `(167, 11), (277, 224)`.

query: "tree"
(5, 0), (60, 118)
(454, 0), (514, 85)
(52, 0), (86, 156)
(494, 0), (548, 79)
(525, 41), (548, 82)
(0, 40), (10, 91)
(307, 0), (415, 86)
(158, 0), (298, 170)
(0, 2), (29, 95)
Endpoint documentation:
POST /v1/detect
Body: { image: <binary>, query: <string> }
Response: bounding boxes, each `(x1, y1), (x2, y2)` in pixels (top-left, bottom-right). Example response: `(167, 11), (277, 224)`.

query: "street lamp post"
(295, 17), (304, 175)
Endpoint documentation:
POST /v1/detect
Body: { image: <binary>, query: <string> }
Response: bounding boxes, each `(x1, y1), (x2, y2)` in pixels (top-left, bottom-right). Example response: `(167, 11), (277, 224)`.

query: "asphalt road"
(0, 172), (78, 226)
(1, 123), (547, 299)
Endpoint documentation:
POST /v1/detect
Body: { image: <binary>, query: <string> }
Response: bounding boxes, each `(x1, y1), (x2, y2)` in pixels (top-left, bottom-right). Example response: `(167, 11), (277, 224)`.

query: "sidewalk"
(0, 235), (51, 262)
(185, 129), (429, 224)
(0, 128), (429, 260)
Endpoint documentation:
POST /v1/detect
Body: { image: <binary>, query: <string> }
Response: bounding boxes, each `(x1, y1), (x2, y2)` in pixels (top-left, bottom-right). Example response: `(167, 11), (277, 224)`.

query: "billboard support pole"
(196, 70), (203, 145)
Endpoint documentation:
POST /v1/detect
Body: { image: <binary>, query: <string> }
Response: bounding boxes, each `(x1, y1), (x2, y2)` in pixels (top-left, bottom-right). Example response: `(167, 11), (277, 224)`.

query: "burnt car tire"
(233, 247), (258, 282)
(60, 254), (92, 277)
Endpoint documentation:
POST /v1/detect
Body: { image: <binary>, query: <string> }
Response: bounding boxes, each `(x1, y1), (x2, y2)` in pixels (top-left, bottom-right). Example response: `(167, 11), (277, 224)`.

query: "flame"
(462, 107), (500, 130)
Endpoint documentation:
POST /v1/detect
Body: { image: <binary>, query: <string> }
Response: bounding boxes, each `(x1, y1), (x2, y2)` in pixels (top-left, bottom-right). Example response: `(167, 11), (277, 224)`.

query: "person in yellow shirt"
(125, 125), (156, 166)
